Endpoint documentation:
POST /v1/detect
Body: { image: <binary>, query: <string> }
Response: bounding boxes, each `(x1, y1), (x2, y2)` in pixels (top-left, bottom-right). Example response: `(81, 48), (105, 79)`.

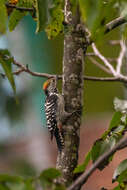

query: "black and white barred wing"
(45, 93), (64, 151)
(45, 93), (58, 140)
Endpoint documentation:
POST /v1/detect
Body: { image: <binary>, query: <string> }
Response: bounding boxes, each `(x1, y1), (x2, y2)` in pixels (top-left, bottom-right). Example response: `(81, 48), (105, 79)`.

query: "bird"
(43, 78), (66, 151)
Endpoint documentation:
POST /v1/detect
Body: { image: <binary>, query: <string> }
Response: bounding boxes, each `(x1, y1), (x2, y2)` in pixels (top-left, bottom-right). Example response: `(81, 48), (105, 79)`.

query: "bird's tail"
(54, 128), (64, 152)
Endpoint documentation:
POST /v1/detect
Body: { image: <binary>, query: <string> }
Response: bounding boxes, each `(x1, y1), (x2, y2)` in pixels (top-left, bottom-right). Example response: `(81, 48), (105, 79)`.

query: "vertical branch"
(56, 0), (87, 186)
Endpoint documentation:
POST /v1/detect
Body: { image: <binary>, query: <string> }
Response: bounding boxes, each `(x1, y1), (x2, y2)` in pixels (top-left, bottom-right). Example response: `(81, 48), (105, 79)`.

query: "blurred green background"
(0, 14), (124, 180)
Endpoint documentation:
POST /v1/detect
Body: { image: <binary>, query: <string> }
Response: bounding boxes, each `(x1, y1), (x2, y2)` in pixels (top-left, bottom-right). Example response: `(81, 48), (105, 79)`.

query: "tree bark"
(56, 0), (87, 186)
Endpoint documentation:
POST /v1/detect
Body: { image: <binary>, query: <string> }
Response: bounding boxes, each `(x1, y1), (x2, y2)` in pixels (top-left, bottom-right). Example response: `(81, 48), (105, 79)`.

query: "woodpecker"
(43, 78), (72, 151)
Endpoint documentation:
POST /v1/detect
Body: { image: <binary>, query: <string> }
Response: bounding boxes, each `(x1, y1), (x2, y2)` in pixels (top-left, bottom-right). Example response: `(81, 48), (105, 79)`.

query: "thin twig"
(5, 3), (34, 12)
(83, 76), (122, 82)
(86, 53), (96, 56)
(108, 40), (121, 46)
(89, 16), (127, 45)
(67, 136), (127, 190)
(86, 53), (117, 63)
(1, 59), (127, 83)
(92, 43), (117, 76)
(13, 60), (62, 79)
(88, 56), (112, 74)
(86, 53), (117, 62)
(13, 68), (24, 75)
(107, 58), (117, 62)
(118, 139), (127, 150)
(1, 59), (127, 82)
(105, 16), (127, 34)
(116, 40), (126, 75)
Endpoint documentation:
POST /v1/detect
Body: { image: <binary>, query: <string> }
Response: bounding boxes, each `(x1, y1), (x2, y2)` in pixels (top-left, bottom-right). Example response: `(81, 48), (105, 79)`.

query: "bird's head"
(43, 78), (57, 95)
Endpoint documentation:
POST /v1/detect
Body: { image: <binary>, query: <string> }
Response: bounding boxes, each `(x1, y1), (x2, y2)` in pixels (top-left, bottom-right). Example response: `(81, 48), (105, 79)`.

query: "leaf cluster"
(79, 0), (127, 41)
(74, 98), (127, 189)
(74, 110), (126, 173)
(0, 168), (65, 190)
(0, 0), (64, 39)
(1, 0), (127, 40)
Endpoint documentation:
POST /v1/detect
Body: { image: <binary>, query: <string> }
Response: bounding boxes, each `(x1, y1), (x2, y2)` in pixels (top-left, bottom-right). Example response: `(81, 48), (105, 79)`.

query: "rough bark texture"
(56, 0), (87, 186)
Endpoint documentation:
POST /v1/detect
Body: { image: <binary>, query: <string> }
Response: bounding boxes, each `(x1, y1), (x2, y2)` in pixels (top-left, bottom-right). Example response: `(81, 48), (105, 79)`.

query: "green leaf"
(0, 183), (10, 190)
(0, 0), (7, 34)
(91, 0), (105, 39)
(8, 0), (34, 31)
(91, 139), (103, 162)
(76, 105), (127, 173)
(79, 0), (117, 41)
(120, 2), (127, 39)
(120, 1), (127, 18)
(40, 168), (61, 180)
(112, 125), (125, 136)
(0, 184), (6, 190)
(117, 170), (127, 184)
(39, 168), (61, 189)
(70, 0), (78, 15)
(45, 0), (64, 39)
(74, 151), (91, 173)
(91, 137), (116, 170)
(24, 179), (35, 190)
(0, 49), (16, 94)
(0, 174), (23, 183)
(7, 182), (25, 190)
(109, 111), (122, 130)
(90, 110), (126, 170)
(0, 175), (36, 190)
(79, 0), (98, 28)
(102, 111), (124, 140)
(113, 159), (127, 182)
(122, 25), (127, 40)
(9, 9), (26, 31)
(113, 185), (121, 190)
(35, 0), (47, 33)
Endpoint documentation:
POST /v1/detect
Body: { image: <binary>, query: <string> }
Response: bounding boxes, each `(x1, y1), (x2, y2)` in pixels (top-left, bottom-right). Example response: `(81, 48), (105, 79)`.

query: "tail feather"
(54, 128), (64, 152)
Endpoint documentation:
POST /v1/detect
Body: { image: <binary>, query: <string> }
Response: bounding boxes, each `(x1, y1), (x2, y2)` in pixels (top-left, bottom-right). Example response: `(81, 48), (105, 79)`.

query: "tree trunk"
(56, 0), (87, 186)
